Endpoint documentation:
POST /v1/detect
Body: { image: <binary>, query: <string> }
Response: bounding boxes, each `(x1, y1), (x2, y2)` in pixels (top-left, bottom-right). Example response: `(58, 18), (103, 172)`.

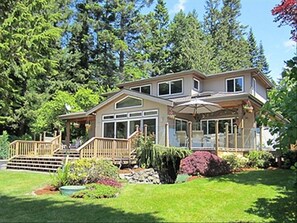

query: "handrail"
(78, 130), (141, 160)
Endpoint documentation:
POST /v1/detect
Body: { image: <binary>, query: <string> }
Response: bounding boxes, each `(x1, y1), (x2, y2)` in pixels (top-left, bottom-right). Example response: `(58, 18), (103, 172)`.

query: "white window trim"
(193, 78), (200, 91)
(143, 110), (158, 116)
(130, 84), (152, 94)
(103, 114), (115, 120)
(225, 76), (244, 93)
(129, 112), (142, 118)
(175, 118), (188, 131)
(158, 79), (183, 96)
(115, 113), (128, 119)
(115, 96), (143, 110)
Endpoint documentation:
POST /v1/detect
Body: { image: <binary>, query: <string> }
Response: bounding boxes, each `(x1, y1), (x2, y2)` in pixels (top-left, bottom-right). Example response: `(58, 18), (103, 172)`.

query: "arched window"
(115, 96), (142, 109)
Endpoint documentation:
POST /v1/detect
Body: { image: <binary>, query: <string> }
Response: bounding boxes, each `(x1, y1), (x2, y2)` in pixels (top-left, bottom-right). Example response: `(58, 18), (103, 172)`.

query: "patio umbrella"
(173, 98), (222, 115)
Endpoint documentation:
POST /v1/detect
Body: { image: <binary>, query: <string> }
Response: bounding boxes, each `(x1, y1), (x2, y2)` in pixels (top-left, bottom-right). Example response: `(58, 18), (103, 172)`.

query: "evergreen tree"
(247, 28), (258, 67)
(167, 10), (214, 73)
(256, 41), (270, 75)
(0, 0), (64, 135)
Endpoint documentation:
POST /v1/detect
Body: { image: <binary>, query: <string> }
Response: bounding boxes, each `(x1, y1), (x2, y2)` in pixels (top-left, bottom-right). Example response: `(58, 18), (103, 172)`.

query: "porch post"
(66, 120), (71, 149)
(215, 120), (219, 155)
(43, 131), (46, 141)
(188, 121), (192, 149)
(225, 123), (229, 149)
(241, 121), (245, 149)
(54, 130), (57, 137)
(234, 125), (238, 152)
(260, 125), (263, 150)
(165, 123), (169, 147)
(39, 133), (42, 141)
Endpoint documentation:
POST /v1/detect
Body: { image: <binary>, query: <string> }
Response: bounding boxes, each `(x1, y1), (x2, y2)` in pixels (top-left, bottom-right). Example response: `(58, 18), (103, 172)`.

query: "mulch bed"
(34, 185), (59, 195)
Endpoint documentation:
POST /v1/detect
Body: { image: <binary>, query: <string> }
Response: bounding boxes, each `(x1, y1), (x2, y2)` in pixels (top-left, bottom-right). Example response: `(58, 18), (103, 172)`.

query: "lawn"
(0, 169), (296, 222)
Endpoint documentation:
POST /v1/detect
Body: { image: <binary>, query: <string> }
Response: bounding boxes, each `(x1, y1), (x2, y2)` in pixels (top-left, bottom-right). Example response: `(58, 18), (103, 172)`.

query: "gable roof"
(86, 89), (174, 115)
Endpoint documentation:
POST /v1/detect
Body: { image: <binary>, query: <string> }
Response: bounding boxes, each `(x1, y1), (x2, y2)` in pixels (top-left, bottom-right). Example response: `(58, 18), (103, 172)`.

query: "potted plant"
(243, 100), (253, 113)
(73, 122), (80, 128)
(85, 123), (91, 131)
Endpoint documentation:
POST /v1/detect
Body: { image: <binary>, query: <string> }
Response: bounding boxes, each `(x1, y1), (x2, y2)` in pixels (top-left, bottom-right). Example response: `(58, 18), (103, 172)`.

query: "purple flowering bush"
(180, 151), (230, 177)
(96, 178), (122, 188)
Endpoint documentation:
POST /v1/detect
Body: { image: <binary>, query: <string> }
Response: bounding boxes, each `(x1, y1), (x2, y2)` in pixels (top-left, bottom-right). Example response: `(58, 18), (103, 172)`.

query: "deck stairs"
(53, 149), (80, 159)
(6, 156), (64, 173)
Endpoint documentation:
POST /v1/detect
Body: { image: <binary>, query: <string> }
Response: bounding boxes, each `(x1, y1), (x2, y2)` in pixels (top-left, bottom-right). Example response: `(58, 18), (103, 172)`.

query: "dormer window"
(131, 85), (151, 94)
(158, 79), (183, 96)
(193, 79), (200, 91)
(226, 77), (244, 92)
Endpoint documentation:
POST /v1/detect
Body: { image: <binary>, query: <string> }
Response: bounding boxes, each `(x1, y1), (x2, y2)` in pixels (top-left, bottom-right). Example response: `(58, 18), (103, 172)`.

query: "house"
(59, 68), (275, 155)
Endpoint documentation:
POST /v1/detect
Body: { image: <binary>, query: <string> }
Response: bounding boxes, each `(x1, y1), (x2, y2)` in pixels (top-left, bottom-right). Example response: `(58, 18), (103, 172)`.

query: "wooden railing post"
(54, 130), (57, 137)
(112, 140), (116, 162)
(225, 123), (229, 149)
(16, 141), (19, 156)
(234, 125), (238, 152)
(188, 121), (192, 149)
(39, 133), (42, 141)
(165, 123), (169, 147)
(94, 138), (98, 158)
(43, 131), (46, 141)
(215, 120), (219, 155)
(34, 142), (37, 156)
(144, 124), (148, 142)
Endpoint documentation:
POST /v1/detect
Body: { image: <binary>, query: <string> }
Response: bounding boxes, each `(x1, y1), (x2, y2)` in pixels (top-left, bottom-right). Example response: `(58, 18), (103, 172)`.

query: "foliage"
(0, 131), (9, 159)
(272, 0), (297, 41)
(247, 151), (274, 169)
(71, 183), (119, 199)
(222, 154), (248, 171)
(281, 150), (297, 169)
(290, 162), (297, 193)
(50, 163), (71, 188)
(136, 136), (191, 171)
(67, 158), (119, 185)
(180, 151), (231, 177)
(96, 178), (122, 188)
(259, 57), (297, 149)
(50, 159), (118, 188)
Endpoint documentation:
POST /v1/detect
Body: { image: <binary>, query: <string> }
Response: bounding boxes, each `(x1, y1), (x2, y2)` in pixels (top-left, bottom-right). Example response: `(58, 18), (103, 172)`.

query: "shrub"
(50, 158), (119, 188)
(72, 183), (119, 199)
(96, 178), (122, 188)
(68, 158), (119, 185)
(222, 154), (248, 171)
(282, 150), (297, 169)
(50, 163), (71, 188)
(0, 131), (9, 159)
(180, 151), (230, 177)
(247, 150), (274, 169)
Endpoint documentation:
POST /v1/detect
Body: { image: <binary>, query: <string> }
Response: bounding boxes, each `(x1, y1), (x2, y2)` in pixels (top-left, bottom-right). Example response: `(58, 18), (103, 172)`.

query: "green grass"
(0, 169), (296, 222)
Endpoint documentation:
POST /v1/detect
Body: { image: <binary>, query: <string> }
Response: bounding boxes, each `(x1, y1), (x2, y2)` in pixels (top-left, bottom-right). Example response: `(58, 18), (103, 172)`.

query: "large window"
(158, 79), (183, 96)
(131, 85), (151, 94)
(226, 77), (244, 92)
(115, 96), (142, 109)
(201, 118), (236, 134)
(175, 119), (188, 132)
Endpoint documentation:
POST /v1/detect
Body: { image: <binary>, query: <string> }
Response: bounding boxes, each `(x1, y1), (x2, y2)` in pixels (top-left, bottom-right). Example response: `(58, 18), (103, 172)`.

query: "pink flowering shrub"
(180, 151), (230, 177)
(96, 178), (122, 188)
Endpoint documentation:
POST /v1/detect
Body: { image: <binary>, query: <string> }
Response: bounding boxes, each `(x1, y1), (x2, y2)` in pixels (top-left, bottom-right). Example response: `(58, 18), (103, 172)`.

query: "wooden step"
(7, 156), (64, 172)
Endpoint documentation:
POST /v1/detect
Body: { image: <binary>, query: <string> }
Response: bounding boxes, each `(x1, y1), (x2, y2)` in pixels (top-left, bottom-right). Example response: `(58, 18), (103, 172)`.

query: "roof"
(86, 89), (174, 115)
(59, 111), (88, 120)
(117, 68), (274, 89)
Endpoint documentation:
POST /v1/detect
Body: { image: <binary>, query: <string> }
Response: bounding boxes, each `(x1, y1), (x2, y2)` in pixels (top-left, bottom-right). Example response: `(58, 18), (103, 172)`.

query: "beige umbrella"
(174, 98), (222, 114)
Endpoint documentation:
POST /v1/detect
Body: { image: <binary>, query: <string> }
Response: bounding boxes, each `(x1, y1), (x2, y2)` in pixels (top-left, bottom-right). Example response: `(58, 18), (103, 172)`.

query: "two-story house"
(59, 68), (274, 151)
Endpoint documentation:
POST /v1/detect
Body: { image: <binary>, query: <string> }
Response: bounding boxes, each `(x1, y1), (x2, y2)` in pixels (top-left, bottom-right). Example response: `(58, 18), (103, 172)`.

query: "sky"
(159, 0), (297, 81)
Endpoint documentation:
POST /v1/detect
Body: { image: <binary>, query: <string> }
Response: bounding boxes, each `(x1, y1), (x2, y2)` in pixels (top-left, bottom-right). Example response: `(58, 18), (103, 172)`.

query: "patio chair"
(176, 131), (188, 147)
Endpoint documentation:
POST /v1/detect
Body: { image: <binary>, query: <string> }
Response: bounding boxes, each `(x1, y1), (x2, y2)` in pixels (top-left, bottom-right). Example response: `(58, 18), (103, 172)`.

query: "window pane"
(176, 120), (181, 131)
(235, 78), (243, 92)
(115, 114), (127, 119)
(141, 85), (151, 94)
(131, 87), (140, 92)
(202, 121), (207, 134)
(194, 80), (199, 90)
(143, 119), (156, 137)
(181, 120), (187, 131)
(208, 120), (216, 134)
(116, 97), (142, 109)
(116, 121), (128, 139)
(159, 82), (169, 95)
(171, 80), (182, 94)
(143, 110), (158, 116)
(227, 79), (234, 92)
(129, 112), (142, 118)
(103, 115), (114, 120)
(104, 123), (114, 138)
(129, 120), (141, 135)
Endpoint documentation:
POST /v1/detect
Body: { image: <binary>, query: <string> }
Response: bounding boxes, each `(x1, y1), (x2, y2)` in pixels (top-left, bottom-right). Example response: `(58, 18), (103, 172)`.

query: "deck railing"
(78, 130), (140, 161)
(8, 134), (62, 159)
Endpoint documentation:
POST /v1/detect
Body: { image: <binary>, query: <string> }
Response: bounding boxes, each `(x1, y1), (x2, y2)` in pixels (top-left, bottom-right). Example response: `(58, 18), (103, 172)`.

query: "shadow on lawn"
(0, 194), (163, 223)
(212, 169), (297, 222)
